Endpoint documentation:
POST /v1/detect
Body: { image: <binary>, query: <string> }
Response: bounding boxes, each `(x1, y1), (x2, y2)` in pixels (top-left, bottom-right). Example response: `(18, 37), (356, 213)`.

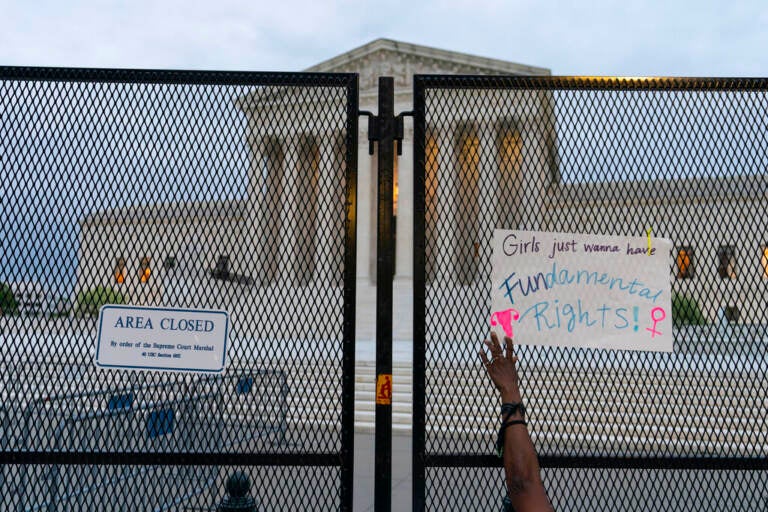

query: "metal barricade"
(11, 370), (288, 510)
(412, 75), (768, 511)
(1, 65), (357, 510)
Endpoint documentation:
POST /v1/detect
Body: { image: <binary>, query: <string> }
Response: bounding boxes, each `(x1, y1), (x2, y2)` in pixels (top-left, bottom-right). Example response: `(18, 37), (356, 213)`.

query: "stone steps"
(353, 362), (412, 433)
(2, 357), (765, 454)
(344, 360), (768, 454)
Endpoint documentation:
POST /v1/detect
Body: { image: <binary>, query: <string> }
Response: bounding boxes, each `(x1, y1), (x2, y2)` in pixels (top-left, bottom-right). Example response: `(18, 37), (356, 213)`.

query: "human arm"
(480, 332), (554, 512)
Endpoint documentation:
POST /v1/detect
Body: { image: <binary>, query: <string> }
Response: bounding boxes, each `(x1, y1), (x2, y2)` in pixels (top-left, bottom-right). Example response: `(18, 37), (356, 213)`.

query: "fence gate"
(0, 68), (358, 510)
(413, 76), (768, 510)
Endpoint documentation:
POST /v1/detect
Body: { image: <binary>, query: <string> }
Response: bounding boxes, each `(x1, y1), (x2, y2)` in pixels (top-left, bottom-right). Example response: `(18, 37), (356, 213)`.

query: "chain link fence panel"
(0, 67), (358, 511)
(413, 76), (768, 511)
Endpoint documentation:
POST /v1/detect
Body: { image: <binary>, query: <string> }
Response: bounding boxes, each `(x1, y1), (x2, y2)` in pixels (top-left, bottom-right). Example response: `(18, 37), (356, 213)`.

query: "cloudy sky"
(4, 0), (767, 293)
(2, 0), (768, 76)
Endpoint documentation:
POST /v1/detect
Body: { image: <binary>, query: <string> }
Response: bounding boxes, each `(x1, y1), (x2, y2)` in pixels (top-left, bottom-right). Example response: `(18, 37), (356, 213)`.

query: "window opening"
(676, 247), (693, 279)
(716, 245), (736, 279)
(139, 257), (151, 284)
(114, 257), (126, 284)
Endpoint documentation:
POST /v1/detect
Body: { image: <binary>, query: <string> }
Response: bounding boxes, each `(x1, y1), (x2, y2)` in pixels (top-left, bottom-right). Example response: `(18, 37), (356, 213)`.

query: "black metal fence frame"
(0, 66), (359, 510)
(6, 66), (768, 511)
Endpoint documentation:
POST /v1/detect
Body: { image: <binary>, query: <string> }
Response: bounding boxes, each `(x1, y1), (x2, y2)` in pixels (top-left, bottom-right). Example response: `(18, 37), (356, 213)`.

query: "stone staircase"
(5, 346), (762, 456)
(354, 361), (413, 433)
(347, 356), (768, 456)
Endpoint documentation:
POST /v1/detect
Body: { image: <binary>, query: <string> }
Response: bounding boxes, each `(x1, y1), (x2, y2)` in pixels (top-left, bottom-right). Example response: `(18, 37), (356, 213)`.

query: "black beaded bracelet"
(501, 402), (526, 420)
(495, 419), (528, 457)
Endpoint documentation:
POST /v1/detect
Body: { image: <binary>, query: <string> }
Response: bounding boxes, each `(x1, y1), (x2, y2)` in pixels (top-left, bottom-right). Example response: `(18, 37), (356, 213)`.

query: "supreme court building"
(76, 38), (768, 344)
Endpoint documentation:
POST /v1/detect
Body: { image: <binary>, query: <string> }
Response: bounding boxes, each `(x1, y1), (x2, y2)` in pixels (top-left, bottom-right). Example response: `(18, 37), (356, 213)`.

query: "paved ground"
(5, 426), (767, 510)
(354, 431), (412, 512)
(351, 431), (768, 512)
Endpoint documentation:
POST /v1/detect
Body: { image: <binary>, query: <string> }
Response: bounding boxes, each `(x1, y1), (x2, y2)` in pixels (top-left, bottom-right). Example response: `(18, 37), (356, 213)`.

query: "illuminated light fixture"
(139, 257), (151, 284)
(114, 258), (126, 284)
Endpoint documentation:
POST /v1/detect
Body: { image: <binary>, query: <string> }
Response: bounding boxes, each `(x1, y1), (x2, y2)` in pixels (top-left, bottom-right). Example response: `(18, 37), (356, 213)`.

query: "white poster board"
(490, 230), (673, 352)
(96, 305), (229, 373)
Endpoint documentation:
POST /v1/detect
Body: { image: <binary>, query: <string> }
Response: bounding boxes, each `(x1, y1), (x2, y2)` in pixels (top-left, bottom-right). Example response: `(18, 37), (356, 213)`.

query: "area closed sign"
(95, 305), (229, 373)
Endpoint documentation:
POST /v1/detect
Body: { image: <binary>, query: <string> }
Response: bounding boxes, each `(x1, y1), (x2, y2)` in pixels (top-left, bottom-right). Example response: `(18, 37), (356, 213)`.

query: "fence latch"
(360, 110), (413, 156)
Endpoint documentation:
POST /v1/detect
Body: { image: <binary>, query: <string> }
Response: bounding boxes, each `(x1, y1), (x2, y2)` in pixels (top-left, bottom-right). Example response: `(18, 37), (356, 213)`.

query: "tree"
(671, 292), (707, 327)
(74, 286), (126, 317)
(0, 283), (19, 316)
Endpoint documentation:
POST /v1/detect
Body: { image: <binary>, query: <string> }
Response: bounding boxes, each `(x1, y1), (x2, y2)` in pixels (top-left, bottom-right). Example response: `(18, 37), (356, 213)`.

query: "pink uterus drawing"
(490, 308), (520, 339)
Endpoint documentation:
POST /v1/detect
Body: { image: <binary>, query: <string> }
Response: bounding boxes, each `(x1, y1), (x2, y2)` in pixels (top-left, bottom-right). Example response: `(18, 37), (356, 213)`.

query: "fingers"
(479, 347), (490, 366)
(489, 332), (503, 357)
(483, 333), (520, 369)
(504, 336), (515, 361)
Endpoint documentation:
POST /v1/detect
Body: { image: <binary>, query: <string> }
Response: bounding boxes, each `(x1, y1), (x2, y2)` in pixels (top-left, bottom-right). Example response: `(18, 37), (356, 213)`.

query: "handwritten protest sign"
(490, 230), (673, 352)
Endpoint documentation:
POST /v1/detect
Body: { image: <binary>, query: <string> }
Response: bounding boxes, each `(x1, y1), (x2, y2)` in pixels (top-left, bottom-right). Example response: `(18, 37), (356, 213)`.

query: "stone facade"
(76, 38), (768, 348)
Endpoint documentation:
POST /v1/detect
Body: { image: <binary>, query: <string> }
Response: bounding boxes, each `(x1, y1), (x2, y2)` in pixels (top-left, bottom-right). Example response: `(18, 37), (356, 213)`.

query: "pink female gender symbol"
(490, 308), (520, 339)
(645, 307), (666, 338)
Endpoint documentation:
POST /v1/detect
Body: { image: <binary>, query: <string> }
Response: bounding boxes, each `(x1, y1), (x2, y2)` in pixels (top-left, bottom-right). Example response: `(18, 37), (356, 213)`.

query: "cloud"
(1, 0), (768, 75)
(0, 0), (376, 70)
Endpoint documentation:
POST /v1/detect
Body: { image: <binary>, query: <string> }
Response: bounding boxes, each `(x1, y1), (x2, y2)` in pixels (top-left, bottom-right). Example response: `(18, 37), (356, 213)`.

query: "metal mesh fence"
(424, 466), (768, 512)
(5, 464), (343, 510)
(0, 67), (358, 510)
(413, 76), (768, 510)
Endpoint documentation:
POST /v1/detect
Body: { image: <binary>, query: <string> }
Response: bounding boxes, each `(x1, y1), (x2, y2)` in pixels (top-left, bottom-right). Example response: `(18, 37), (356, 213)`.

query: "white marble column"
(479, 124), (497, 265)
(367, 149), (379, 283)
(315, 133), (341, 286)
(436, 128), (456, 284)
(396, 129), (413, 280)
(280, 135), (299, 283)
(519, 127), (539, 229)
(356, 134), (373, 282)
(393, 128), (414, 342)
(355, 130), (376, 342)
(243, 137), (263, 281)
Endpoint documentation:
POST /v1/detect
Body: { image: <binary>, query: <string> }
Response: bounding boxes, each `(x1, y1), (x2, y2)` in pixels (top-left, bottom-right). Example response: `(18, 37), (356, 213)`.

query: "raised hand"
(480, 331), (522, 403)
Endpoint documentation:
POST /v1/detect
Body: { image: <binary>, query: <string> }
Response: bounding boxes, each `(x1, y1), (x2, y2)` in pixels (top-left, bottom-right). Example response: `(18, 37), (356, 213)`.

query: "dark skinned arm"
(480, 332), (554, 512)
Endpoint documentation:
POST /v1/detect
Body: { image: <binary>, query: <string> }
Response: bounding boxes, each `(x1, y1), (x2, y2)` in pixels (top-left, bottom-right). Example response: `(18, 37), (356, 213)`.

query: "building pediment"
(305, 38), (550, 94)
(237, 38), (551, 112)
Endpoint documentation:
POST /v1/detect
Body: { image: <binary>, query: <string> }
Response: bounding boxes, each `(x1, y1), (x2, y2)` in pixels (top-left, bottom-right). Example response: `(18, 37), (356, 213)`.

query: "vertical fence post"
(341, 74), (360, 512)
(375, 76), (395, 512)
(411, 76), (426, 512)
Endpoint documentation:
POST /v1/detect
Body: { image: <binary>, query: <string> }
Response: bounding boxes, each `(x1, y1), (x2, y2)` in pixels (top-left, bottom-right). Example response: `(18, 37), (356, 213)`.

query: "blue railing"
(6, 369), (288, 511)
